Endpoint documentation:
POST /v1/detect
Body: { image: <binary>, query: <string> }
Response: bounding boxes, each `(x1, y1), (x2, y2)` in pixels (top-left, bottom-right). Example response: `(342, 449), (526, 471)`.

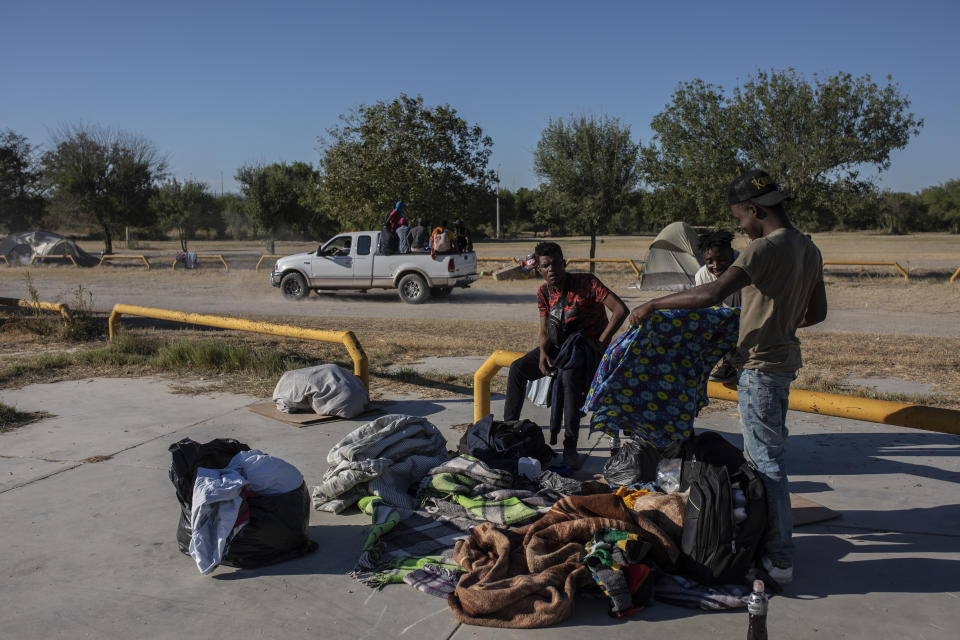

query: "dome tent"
(639, 221), (703, 291)
(0, 231), (98, 267)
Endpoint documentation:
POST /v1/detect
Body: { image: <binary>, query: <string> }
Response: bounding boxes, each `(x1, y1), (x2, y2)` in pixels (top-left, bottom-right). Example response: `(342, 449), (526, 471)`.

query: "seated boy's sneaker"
(762, 557), (794, 584)
(708, 362), (738, 383)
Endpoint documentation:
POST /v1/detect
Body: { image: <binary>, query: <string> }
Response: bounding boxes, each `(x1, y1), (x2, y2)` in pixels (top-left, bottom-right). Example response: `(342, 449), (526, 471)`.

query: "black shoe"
(709, 363), (738, 383)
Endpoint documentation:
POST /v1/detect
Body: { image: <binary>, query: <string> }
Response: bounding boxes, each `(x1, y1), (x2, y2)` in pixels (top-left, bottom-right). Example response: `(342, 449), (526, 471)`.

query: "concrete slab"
(0, 377), (957, 640)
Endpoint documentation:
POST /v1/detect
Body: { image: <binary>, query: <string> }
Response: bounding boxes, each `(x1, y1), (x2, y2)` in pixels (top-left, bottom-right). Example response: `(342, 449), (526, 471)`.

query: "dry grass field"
(1, 231), (958, 412)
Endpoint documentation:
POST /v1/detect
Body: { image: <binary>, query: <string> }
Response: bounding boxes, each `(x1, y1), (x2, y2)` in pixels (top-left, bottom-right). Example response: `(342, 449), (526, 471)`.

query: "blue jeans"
(738, 368), (796, 566)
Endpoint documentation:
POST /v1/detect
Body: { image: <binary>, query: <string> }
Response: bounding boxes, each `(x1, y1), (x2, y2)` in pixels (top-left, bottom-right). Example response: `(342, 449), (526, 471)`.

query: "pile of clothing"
(306, 407), (768, 629)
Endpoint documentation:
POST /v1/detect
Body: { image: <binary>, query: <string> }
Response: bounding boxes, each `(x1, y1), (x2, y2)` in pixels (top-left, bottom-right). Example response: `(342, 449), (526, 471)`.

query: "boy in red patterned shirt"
(503, 242), (628, 465)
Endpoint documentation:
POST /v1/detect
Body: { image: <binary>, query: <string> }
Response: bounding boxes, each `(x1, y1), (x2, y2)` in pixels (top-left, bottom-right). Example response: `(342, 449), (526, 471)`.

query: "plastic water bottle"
(746, 579), (768, 640)
(518, 457), (542, 481)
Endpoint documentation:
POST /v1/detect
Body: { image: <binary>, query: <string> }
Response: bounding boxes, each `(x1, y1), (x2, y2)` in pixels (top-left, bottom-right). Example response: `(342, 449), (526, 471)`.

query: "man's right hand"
(538, 349), (554, 376)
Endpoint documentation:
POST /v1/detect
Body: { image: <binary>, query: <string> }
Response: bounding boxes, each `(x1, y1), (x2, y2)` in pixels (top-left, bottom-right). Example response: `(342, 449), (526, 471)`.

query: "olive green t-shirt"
(729, 227), (823, 374)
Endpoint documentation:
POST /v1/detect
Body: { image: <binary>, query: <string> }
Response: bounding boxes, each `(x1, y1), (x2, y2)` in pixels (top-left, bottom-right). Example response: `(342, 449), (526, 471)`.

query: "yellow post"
(0, 297), (72, 320)
(950, 266), (960, 283)
(473, 350), (524, 422)
(0, 255), (8, 265)
(822, 261), (909, 280)
(473, 350), (960, 434)
(108, 304), (368, 388)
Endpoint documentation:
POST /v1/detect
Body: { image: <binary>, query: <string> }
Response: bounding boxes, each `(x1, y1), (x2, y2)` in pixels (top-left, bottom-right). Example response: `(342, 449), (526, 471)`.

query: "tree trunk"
(178, 227), (188, 252)
(589, 220), (597, 274)
(267, 236), (275, 254)
(102, 225), (113, 255)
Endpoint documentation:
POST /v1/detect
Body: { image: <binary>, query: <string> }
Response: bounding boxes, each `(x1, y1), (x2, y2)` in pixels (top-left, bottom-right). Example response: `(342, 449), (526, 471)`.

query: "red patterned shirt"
(537, 273), (611, 342)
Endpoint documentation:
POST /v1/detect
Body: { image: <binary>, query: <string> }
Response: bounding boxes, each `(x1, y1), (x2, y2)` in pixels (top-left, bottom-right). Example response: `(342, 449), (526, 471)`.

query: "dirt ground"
(2, 231), (959, 407)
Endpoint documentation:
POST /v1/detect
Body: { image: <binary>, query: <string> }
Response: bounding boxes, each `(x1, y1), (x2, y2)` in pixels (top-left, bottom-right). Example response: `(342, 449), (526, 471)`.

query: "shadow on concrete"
(213, 524), (367, 579)
(787, 431), (960, 484)
(793, 529), (960, 597)
(374, 399), (450, 417)
(691, 429), (958, 484)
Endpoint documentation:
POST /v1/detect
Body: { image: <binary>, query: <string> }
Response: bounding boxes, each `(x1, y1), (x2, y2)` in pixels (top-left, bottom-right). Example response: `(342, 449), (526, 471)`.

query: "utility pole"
(495, 165), (501, 239)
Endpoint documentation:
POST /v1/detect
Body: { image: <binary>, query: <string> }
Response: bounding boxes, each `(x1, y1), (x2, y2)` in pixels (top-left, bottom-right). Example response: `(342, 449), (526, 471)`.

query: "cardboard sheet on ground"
(247, 400), (387, 427)
(790, 493), (841, 526)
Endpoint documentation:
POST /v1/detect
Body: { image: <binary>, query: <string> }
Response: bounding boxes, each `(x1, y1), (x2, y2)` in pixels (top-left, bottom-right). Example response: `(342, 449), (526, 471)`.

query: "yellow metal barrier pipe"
(473, 350), (960, 434)
(950, 266), (960, 283)
(255, 254), (286, 271)
(565, 258), (643, 279)
(98, 254), (152, 270)
(706, 382), (959, 435)
(0, 255), (8, 265)
(476, 257), (519, 263)
(822, 260), (909, 280)
(473, 350), (524, 422)
(29, 254), (78, 267)
(171, 254), (230, 271)
(108, 304), (369, 389)
(0, 297), (72, 320)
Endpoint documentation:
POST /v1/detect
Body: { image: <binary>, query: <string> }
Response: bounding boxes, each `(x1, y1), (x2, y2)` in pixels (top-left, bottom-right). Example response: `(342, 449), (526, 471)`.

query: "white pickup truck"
(269, 230), (478, 304)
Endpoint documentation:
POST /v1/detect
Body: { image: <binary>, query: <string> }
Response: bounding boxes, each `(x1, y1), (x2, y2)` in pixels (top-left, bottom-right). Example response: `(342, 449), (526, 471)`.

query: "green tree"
(642, 70), (923, 230)
(42, 124), (167, 253)
(874, 191), (925, 234)
(920, 180), (960, 234)
(318, 94), (494, 230)
(532, 114), (641, 266)
(235, 161), (324, 252)
(0, 129), (47, 232)
(151, 178), (219, 250)
(217, 193), (255, 240)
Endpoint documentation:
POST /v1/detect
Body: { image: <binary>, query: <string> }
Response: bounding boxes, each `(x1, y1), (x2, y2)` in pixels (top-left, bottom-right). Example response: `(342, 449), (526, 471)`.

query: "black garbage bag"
(168, 437), (317, 571)
(220, 481), (316, 569)
(602, 438), (661, 487)
(458, 415), (554, 475)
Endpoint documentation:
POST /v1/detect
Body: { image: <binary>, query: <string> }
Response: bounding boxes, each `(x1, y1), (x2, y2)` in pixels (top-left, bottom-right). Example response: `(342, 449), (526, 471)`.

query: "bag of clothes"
(169, 438), (317, 574)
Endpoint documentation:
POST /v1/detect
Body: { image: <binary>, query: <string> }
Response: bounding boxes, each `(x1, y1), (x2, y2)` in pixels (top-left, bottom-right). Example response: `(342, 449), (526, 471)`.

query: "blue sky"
(3, 0), (957, 194)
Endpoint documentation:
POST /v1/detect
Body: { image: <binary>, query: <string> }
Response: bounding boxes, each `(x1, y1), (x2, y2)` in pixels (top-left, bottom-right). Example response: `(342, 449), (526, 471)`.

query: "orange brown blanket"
(449, 492), (685, 628)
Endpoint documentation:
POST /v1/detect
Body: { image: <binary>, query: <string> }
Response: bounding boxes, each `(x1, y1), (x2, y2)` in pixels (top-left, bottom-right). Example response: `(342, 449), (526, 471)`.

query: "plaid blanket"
(351, 498), (474, 588)
(418, 455), (559, 526)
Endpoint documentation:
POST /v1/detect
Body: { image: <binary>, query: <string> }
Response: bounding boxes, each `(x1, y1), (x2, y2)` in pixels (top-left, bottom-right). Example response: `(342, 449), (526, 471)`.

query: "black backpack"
(669, 432), (767, 585)
(458, 416), (554, 475)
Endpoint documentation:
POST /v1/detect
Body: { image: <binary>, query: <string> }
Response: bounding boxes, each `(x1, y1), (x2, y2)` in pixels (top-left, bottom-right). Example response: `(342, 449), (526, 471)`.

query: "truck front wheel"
(280, 272), (309, 299)
(398, 273), (430, 304)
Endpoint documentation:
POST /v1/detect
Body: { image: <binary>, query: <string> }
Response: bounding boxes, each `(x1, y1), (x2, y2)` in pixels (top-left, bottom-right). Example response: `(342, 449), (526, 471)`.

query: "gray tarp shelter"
(639, 221), (703, 290)
(0, 231), (98, 266)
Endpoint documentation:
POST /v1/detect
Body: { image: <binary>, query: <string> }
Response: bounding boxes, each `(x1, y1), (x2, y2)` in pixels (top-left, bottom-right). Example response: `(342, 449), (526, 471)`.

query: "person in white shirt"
(694, 230), (740, 381)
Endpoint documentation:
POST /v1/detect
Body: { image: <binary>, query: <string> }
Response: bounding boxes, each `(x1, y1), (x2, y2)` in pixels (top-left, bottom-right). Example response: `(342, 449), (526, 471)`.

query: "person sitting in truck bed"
(397, 217), (411, 254)
(430, 221), (454, 259)
(453, 219), (473, 253)
(378, 223), (399, 255)
(409, 218), (428, 252)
